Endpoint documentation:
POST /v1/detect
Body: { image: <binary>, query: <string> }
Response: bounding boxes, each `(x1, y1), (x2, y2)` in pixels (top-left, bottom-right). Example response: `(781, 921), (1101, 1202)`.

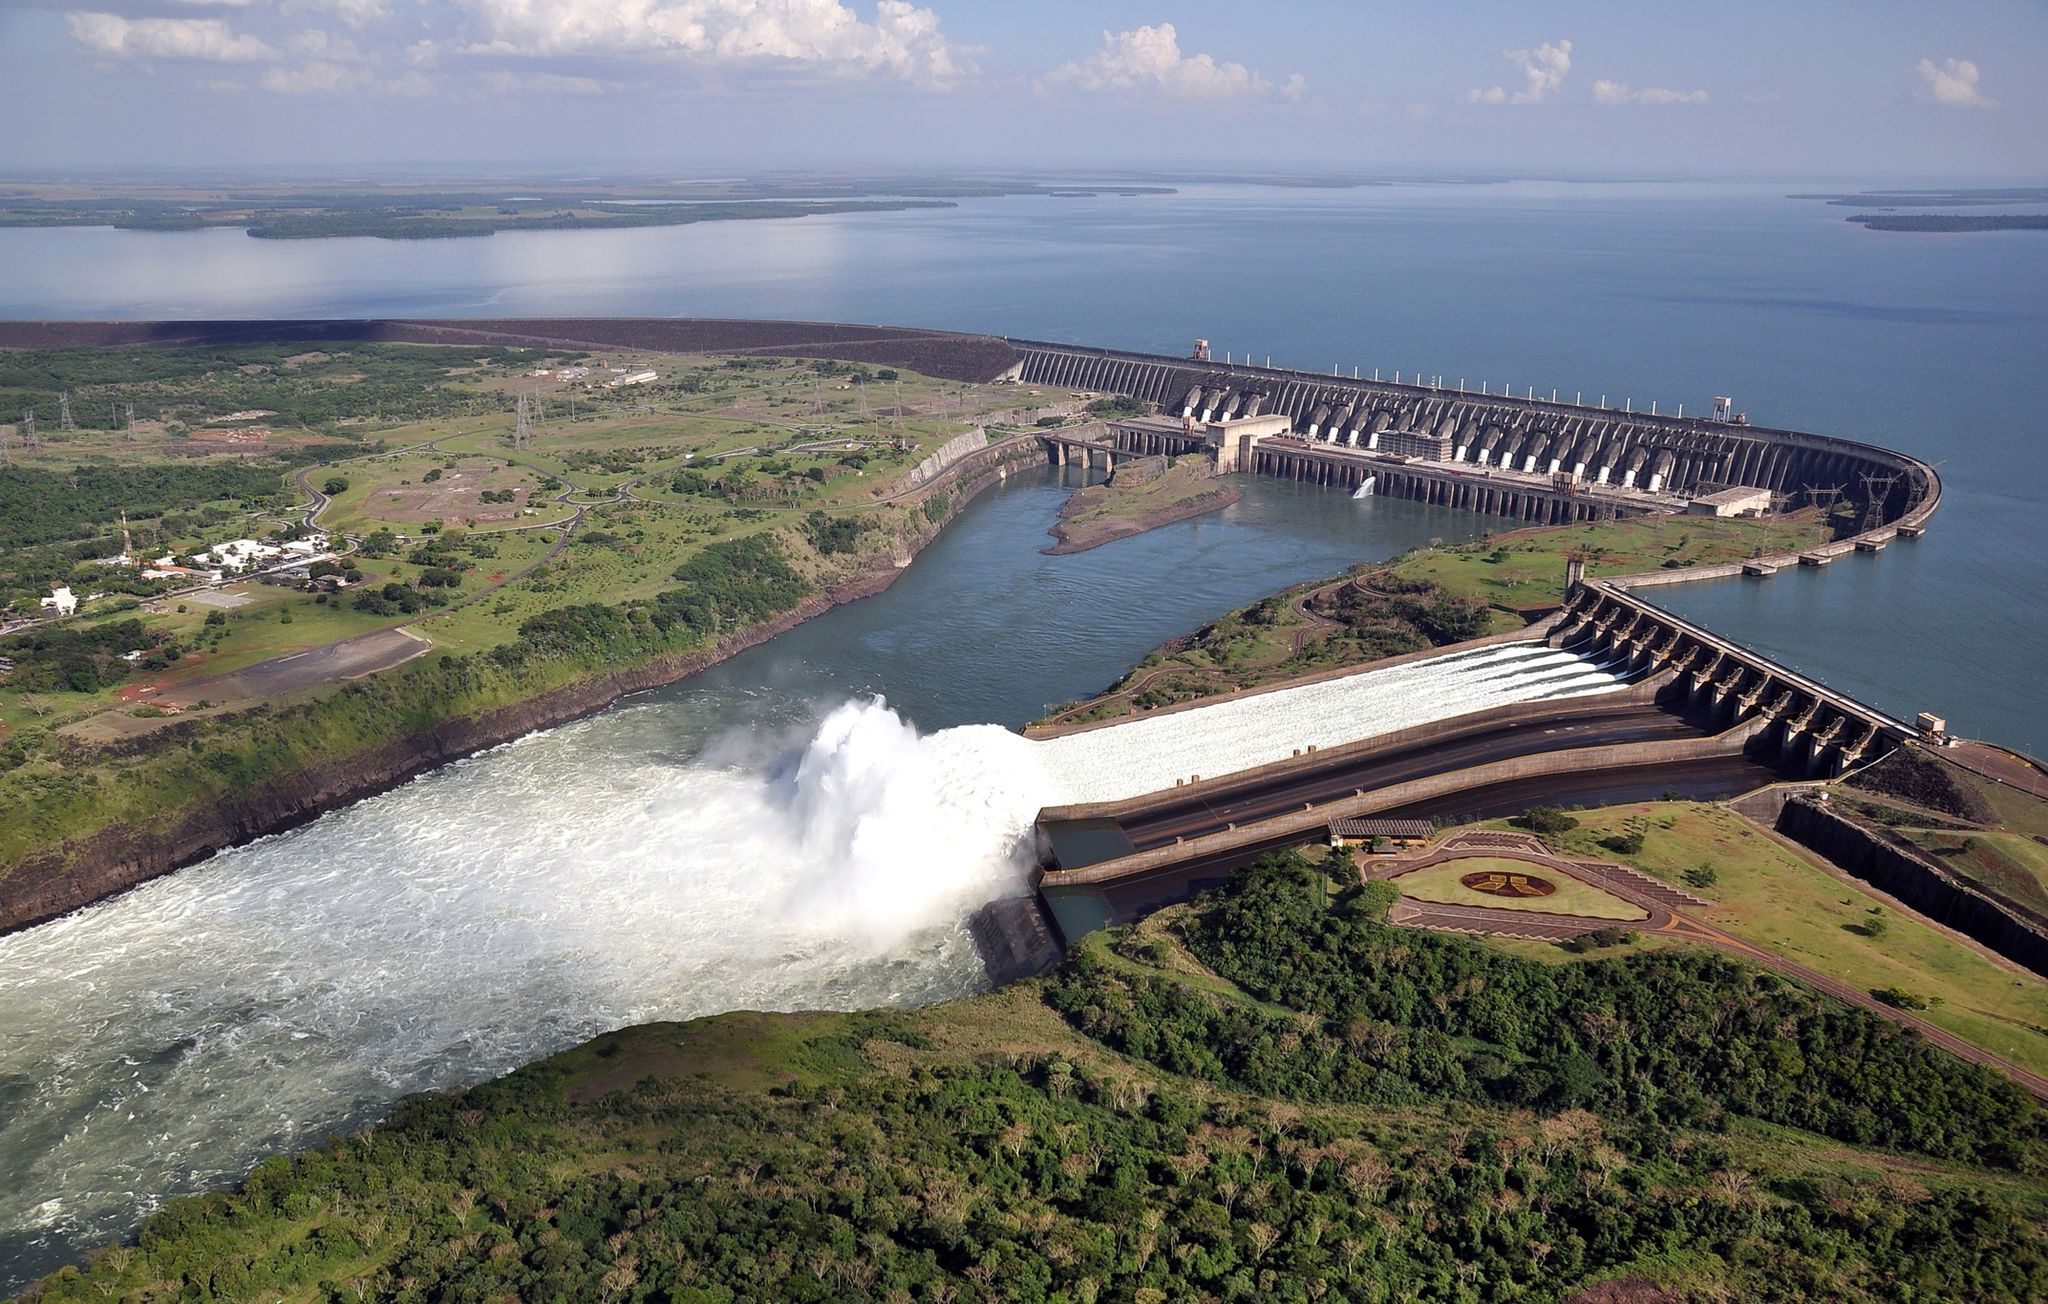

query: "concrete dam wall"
(1551, 579), (1915, 778)
(1010, 340), (1939, 529)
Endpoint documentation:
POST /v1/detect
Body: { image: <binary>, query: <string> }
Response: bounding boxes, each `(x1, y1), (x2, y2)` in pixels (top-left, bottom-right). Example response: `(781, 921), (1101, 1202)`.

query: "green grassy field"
(1385, 511), (1835, 614)
(1517, 802), (2048, 1079)
(0, 343), (1067, 887)
(1900, 828), (2048, 915)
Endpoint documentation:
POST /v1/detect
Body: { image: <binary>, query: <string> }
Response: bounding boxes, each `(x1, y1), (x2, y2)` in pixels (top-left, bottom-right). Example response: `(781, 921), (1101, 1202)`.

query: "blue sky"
(0, 0), (2040, 175)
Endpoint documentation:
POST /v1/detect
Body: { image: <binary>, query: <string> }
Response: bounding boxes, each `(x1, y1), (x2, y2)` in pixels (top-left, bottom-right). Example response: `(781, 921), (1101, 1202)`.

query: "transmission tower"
(20, 409), (37, 451)
(125, 404), (137, 442)
(1801, 483), (1845, 514)
(57, 391), (74, 432)
(1857, 472), (1899, 534)
(513, 392), (532, 451)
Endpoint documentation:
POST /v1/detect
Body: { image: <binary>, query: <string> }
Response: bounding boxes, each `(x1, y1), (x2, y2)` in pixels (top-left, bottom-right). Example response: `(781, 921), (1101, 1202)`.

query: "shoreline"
(0, 437), (1045, 937)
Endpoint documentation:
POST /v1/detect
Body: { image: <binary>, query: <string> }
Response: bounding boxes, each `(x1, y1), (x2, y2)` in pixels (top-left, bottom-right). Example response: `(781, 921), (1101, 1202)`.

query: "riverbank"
(1045, 456), (1240, 554)
(0, 435), (1045, 936)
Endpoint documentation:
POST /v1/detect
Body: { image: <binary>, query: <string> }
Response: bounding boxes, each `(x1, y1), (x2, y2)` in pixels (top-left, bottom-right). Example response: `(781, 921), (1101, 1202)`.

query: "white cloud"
(451, 0), (972, 87)
(1742, 91), (1782, 104)
(1592, 80), (1707, 106)
(286, 0), (393, 27)
(1467, 38), (1570, 105)
(1914, 57), (1993, 109)
(261, 58), (369, 91)
(287, 27), (359, 59)
(66, 11), (279, 61)
(1046, 23), (1303, 102)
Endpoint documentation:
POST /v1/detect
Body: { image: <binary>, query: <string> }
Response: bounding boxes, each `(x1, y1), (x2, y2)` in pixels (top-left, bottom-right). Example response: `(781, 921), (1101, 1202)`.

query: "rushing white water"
(1039, 642), (1621, 798)
(0, 698), (1046, 1278)
(0, 639), (1621, 1280)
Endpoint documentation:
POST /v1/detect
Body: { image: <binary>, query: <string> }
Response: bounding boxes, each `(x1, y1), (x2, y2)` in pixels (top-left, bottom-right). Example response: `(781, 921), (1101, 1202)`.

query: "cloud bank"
(66, 12), (279, 62)
(451, 0), (972, 87)
(1592, 80), (1707, 106)
(1046, 24), (1304, 102)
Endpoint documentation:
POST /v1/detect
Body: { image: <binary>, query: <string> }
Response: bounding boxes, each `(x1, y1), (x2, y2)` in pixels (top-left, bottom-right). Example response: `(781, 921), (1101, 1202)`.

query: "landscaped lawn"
(1519, 802), (2048, 1079)
(1390, 855), (1648, 920)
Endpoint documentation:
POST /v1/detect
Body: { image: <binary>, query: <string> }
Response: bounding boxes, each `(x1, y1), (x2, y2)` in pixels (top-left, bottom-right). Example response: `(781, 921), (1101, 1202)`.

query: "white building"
(40, 586), (78, 617)
(202, 539), (287, 572)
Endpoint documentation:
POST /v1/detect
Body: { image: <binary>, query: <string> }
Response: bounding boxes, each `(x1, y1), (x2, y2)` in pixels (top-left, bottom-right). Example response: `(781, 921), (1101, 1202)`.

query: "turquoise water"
(2, 179), (2037, 749)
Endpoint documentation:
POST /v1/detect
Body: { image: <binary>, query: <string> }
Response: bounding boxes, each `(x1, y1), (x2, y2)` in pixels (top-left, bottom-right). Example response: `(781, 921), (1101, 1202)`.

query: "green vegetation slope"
(23, 854), (2045, 1302)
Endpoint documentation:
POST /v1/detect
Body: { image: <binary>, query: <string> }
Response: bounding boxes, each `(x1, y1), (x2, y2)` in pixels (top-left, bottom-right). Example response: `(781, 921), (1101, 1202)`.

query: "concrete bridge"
(1007, 340), (1939, 530)
(1552, 578), (1918, 777)
(1040, 427), (1126, 471)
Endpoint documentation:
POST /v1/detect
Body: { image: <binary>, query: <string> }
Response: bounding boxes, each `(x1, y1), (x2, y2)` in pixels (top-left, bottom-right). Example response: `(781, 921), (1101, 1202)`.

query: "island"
(1847, 213), (2048, 233)
(1045, 453), (1241, 553)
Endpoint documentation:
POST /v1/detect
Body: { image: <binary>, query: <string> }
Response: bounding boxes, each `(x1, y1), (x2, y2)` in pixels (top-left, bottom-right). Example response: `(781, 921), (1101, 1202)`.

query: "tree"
(322, 476), (349, 495)
(1514, 806), (1578, 835)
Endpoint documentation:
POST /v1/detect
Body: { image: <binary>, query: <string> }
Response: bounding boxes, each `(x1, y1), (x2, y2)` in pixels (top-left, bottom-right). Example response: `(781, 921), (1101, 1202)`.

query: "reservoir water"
(3, 179), (2046, 1288)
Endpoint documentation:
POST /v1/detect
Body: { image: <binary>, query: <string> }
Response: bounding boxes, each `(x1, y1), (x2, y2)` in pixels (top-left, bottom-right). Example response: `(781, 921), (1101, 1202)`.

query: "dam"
(1018, 568), (1926, 946)
(1010, 339), (1941, 532)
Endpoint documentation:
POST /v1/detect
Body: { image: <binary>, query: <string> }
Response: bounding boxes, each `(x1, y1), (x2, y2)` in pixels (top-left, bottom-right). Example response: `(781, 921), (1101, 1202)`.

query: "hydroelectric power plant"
(0, 318), (1963, 1285)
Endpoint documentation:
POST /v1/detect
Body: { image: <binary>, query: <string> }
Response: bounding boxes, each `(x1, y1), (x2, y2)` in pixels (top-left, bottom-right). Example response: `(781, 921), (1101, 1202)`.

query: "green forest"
(24, 853), (2044, 1302)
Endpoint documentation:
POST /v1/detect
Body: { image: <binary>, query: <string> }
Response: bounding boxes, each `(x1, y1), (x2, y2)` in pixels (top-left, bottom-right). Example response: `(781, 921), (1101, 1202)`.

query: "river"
(0, 472), (1511, 1287)
(3, 177), (2045, 1289)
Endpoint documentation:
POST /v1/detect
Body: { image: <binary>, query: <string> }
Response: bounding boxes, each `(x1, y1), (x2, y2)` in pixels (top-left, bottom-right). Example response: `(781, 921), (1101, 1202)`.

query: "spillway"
(1032, 642), (1626, 803)
(0, 637), (1621, 1287)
